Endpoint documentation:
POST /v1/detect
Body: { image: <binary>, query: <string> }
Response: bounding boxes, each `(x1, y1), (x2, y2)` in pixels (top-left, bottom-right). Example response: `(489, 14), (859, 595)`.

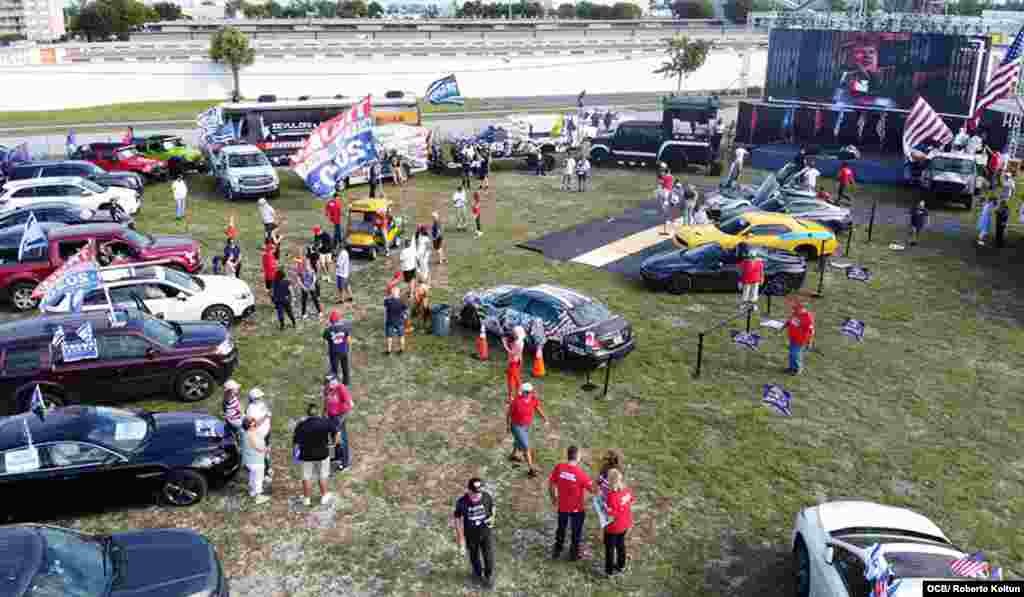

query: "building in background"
(0, 0), (65, 41)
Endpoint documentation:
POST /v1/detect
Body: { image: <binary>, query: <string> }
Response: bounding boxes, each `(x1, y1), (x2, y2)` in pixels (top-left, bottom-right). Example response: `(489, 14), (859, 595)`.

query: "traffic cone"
(532, 346), (545, 377)
(476, 323), (488, 360)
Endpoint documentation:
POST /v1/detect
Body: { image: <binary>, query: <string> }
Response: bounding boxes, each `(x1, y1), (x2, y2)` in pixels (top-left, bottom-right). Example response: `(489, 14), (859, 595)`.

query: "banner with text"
(290, 95), (379, 197)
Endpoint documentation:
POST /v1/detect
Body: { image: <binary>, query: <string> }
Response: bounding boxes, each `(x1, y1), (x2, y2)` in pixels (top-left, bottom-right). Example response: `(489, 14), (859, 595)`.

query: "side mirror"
(145, 347), (159, 359)
(823, 546), (834, 565)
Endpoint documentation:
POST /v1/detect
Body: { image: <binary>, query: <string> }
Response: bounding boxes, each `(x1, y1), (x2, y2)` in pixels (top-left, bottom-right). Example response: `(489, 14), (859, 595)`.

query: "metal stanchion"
(745, 304), (753, 333)
(846, 224), (855, 259)
(813, 239), (827, 298)
(694, 332), (705, 378)
(867, 200), (878, 242)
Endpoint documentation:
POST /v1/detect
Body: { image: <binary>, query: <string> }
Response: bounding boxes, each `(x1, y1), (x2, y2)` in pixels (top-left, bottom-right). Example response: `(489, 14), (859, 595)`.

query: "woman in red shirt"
(261, 243), (278, 294)
(658, 169), (674, 236)
(737, 243), (764, 308)
(604, 469), (634, 577)
(472, 191), (482, 237)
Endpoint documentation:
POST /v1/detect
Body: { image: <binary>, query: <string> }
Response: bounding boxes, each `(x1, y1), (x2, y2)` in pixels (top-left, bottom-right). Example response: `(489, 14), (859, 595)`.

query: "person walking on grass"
(261, 242), (278, 296)
(416, 225), (432, 287)
(399, 239), (418, 301)
(293, 403), (335, 507)
(257, 198), (277, 242)
(324, 377), (352, 471)
(563, 154), (577, 192)
(507, 382), (547, 478)
(314, 226), (334, 279)
(294, 256), (322, 321)
(369, 159), (381, 199)
(909, 200), (928, 246)
(683, 184), (698, 226)
(726, 146), (748, 188)
(272, 268), (297, 330)
(373, 208), (391, 258)
(996, 198), (1010, 249)
(223, 236), (242, 278)
(502, 326), (526, 403)
(549, 445), (594, 562)
(222, 379), (243, 440)
(576, 156), (587, 192)
(453, 477), (496, 590)
(783, 298), (815, 376)
(480, 148), (491, 191)
(324, 309), (353, 386)
(977, 197), (995, 246)
(836, 162), (855, 204)
(246, 388), (272, 482)
(242, 414), (270, 505)
(172, 175), (188, 221)
(535, 147), (546, 176)
(384, 284), (408, 355)
(453, 184), (468, 231)
(472, 189), (483, 237)
(737, 243), (764, 310)
(325, 192), (344, 250)
(603, 469), (634, 578)
(431, 212), (446, 265)
(335, 245), (353, 303)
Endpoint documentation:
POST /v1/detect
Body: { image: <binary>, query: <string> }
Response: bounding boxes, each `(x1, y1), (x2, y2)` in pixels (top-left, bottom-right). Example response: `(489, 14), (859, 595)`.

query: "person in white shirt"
(335, 247), (352, 303)
(563, 155), (576, 191)
(257, 198), (277, 242)
(967, 134), (983, 155)
(399, 239), (418, 301)
(172, 176), (188, 220)
(416, 226), (431, 285)
(246, 388), (272, 480)
(452, 184), (468, 231)
(803, 159), (821, 192)
(728, 147), (748, 187)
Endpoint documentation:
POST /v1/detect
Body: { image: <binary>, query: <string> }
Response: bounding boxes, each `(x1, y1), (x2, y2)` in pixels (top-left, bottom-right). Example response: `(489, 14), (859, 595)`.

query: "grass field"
(4, 162), (1023, 596)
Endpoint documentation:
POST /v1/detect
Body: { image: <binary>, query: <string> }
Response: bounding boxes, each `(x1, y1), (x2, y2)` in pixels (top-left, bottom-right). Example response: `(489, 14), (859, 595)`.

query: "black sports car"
(459, 283), (634, 368)
(0, 524), (229, 597)
(0, 406), (240, 518)
(640, 242), (807, 295)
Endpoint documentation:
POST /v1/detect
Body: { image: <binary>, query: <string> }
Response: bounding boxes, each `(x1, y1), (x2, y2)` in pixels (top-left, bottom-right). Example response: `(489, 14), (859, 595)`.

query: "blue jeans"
(333, 223), (342, 250)
(789, 340), (804, 372)
(331, 414), (349, 468)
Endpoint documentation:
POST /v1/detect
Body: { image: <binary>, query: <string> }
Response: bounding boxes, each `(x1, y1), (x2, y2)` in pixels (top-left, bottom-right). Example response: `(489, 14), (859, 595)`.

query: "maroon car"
(0, 309), (238, 415)
(0, 222), (202, 311)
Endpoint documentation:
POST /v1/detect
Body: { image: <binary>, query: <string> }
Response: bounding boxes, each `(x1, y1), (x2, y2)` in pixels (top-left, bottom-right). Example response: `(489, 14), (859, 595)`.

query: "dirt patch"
(703, 532), (794, 597)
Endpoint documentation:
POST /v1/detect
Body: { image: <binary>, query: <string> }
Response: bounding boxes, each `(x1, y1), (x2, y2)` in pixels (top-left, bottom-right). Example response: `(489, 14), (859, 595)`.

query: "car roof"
(1, 176), (89, 189)
(618, 120), (661, 127)
(0, 406), (100, 450)
(931, 152), (973, 160)
(743, 212), (804, 225)
(526, 284), (592, 308)
(815, 501), (950, 542)
(10, 160), (96, 168)
(133, 134), (177, 141)
(82, 142), (133, 150)
(0, 309), (144, 345)
(99, 264), (164, 283)
(2, 201), (81, 212)
(47, 222), (126, 240)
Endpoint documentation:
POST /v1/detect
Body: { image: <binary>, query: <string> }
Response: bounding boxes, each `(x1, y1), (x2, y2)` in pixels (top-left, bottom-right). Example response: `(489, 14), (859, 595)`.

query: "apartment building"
(0, 0), (65, 41)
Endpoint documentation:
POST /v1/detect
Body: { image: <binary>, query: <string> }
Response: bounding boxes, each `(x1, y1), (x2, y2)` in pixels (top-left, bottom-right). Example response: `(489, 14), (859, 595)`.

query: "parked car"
(0, 176), (140, 216)
(131, 134), (206, 175)
(0, 524), (230, 595)
(0, 201), (133, 229)
(40, 264), (255, 326)
(3, 160), (145, 198)
(0, 309), (238, 415)
(640, 241), (807, 295)
(705, 162), (808, 219)
(210, 144), (280, 201)
(792, 500), (988, 597)
(720, 197), (853, 232)
(0, 223), (203, 311)
(919, 151), (984, 209)
(675, 212), (839, 261)
(71, 143), (168, 183)
(458, 284), (634, 368)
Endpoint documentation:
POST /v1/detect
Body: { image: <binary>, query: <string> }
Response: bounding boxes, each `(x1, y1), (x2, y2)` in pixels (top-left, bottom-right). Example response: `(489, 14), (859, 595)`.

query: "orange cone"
(532, 346), (545, 377)
(476, 323), (488, 360)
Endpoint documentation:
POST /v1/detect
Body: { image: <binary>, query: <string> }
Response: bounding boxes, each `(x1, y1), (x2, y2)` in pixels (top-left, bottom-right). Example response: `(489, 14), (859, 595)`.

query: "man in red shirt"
(506, 382), (548, 478)
(261, 242), (278, 294)
(836, 162), (855, 203)
(737, 243), (764, 309)
(325, 192), (344, 251)
(548, 445), (594, 561)
(784, 298), (815, 375)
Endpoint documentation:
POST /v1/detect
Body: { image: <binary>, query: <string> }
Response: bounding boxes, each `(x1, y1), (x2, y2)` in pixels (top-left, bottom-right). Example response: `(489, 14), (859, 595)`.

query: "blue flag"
(425, 74), (464, 106)
(67, 129), (76, 147)
(29, 385), (47, 420)
(18, 212), (47, 262)
(61, 321), (98, 362)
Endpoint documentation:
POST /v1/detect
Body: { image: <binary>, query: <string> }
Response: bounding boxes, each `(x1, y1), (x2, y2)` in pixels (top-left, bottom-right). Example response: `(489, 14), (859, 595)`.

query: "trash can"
(431, 304), (451, 336)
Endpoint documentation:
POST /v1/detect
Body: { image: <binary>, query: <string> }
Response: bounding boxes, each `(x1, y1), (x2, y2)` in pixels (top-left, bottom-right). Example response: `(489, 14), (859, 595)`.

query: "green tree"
(337, 0), (368, 16)
(575, 0), (594, 17)
(209, 26), (256, 100)
(152, 1), (183, 19)
(241, 1), (270, 17)
(954, 0), (986, 15)
(425, 3), (440, 16)
(653, 34), (710, 93)
(724, 0), (753, 22)
(556, 2), (575, 17)
(367, 0), (384, 16)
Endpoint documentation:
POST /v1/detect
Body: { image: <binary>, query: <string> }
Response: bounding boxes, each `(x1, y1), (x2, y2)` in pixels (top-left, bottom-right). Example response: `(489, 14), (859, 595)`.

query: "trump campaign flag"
(18, 212), (46, 262)
(290, 95), (379, 197)
(425, 74), (464, 106)
(31, 240), (97, 300)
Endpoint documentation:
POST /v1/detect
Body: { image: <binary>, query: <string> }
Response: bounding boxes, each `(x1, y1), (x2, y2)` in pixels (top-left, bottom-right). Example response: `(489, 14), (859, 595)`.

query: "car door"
(95, 333), (167, 397)
(707, 245), (740, 289)
(0, 443), (54, 501)
(138, 282), (176, 320)
(744, 224), (792, 250)
(612, 125), (648, 157)
(94, 147), (115, 171)
(37, 441), (125, 499)
(154, 282), (199, 321)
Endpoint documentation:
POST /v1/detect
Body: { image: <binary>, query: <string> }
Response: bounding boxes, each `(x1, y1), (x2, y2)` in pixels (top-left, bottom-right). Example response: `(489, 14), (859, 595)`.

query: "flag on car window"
(61, 322), (98, 363)
(29, 385), (47, 420)
(51, 325), (65, 347)
(32, 240), (98, 300)
(950, 552), (990, 578)
(18, 212), (47, 262)
(425, 74), (464, 106)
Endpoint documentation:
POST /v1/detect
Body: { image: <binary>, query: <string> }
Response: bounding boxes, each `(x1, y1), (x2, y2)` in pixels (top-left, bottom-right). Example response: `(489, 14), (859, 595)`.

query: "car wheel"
(668, 273), (692, 295)
(176, 369), (215, 402)
(202, 305), (234, 327)
(161, 469), (209, 507)
(794, 539), (810, 597)
(590, 147), (609, 164)
(460, 305), (480, 330)
(9, 282), (39, 312)
(795, 245), (817, 262)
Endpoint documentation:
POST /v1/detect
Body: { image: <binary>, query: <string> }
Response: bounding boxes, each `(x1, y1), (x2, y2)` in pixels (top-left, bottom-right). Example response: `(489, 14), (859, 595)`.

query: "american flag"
(970, 25), (1024, 129)
(903, 97), (953, 159)
(51, 325), (65, 347)
(76, 322), (94, 344)
(950, 552), (990, 578)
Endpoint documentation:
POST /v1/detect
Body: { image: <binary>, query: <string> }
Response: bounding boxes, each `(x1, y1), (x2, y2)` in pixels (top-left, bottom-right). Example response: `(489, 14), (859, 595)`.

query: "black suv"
(0, 310), (238, 415)
(4, 160), (145, 198)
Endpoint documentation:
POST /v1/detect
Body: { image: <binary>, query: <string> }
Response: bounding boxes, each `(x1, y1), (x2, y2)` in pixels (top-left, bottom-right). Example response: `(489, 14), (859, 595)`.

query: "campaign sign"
(290, 96), (379, 197)
(762, 384), (793, 416)
(731, 330), (761, 351)
(4, 446), (40, 473)
(592, 495), (613, 529)
(840, 318), (866, 341)
(195, 419), (224, 439)
(847, 266), (872, 282)
(60, 322), (98, 363)
(425, 74), (464, 106)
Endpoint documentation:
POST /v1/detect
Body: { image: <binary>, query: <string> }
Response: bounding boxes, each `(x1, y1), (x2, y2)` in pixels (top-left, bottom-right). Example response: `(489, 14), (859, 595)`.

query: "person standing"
(172, 175), (188, 221)
(294, 256), (322, 321)
(977, 197), (995, 246)
(272, 268), (297, 330)
(335, 246), (353, 303)
(563, 154), (577, 192)
(803, 158), (820, 192)
(261, 242), (278, 295)
(986, 147), (1002, 189)
(461, 154), (473, 189)
(453, 478), (496, 589)
(223, 236), (242, 278)
(399, 238), (418, 301)
(549, 445), (594, 561)
(453, 184), (468, 231)
(257, 198), (277, 242)
(996, 199), (1010, 249)
(246, 388), (272, 482)
(783, 298), (815, 375)
(908, 200), (928, 246)
(501, 326), (526, 403)
(576, 156), (590, 192)
(416, 225), (432, 286)
(242, 414), (270, 504)
(324, 377), (353, 471)
(479, 148), (491, 191)
(657, 169), (674, 234)
(222, 379), (244, 440)
(737, 243), (764, 309)
(507, 382), (548, 478)
(292, 403), (335, 507)
(384, 284), (408, 354)
(472, 190), (483, 237)
(727, 146), (748, 187)
(373, 208), (391, 258)
(836, 162), (855, 204)
(683, 184), (698, 227)
(325, 192), (344, 250)
(535, 148), (546, 176)
(431, 212), (446, 265)
(368, 159), (381, 199)
(603, 469), (634, 578)
(314, 226), (333, 278)
(323, 309), (353, 385)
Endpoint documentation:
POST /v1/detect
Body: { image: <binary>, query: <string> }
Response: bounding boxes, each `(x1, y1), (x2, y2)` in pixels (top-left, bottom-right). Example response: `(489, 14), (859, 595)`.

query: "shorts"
(336, 276), (349, 292)
(301, 458), (330, 481)
(403, 269), (416, 283)
(511, 424), (529, 450)
(433, 238), (443, 250)
(386, 320), (404, 338)
(327, 414), (343, 434)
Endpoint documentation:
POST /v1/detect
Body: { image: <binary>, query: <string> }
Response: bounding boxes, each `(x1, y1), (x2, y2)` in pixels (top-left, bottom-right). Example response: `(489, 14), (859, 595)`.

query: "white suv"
(39, 263), (255, 326)
(0, 176), (141, 216)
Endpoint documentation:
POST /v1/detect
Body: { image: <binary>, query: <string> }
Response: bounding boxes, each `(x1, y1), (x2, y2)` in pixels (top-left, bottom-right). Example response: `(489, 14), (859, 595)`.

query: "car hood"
(175, 320), (228, 348)
(226, 165), (276, 177)
(676, 224), (728, 246)
(125, 156), (165, 168)
(108, 186), (139, 200)
(95, 172), (140, 184)
(109, 529), (219, 597)
(197, 274), (252, 297)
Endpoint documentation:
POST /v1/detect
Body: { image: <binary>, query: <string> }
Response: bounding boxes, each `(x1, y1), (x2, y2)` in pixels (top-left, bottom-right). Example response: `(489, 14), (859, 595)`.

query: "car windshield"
(718, 216), (749, 235)
(142, 317), (179, 346)
(115, 148), (138, 160)
(569, 301), (611, 327)
(227, 152), (269, 168)
(87, 407), (151, 452)
(162, 268), (201, 293)
(161, 139), (183, 151)
(121, 228), (153, 247)
(80, 179), (105, 193)
(25, 526), (108, 597)
(886, 551), (969, 580)
(930, 156), (975, 175)
(82, 163), (103, 175)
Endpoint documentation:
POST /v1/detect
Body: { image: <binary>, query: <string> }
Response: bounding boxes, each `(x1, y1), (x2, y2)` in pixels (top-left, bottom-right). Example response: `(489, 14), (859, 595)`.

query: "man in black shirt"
(453, 477), (496, 589)
(293, 404), (335, 507)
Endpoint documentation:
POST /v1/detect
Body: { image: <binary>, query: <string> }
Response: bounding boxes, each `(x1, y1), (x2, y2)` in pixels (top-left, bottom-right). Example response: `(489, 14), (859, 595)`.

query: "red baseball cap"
(329, 309), (340, 323)
(313, 226), (321, 234)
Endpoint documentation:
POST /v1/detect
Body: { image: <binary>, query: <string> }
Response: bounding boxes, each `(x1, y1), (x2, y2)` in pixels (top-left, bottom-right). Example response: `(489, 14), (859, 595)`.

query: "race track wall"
(0, 50), (767, 112)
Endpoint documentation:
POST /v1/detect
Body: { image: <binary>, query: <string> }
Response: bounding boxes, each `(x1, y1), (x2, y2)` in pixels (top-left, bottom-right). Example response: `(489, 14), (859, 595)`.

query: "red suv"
(71, 143), (168, 183)
(0, 222), (202, 311)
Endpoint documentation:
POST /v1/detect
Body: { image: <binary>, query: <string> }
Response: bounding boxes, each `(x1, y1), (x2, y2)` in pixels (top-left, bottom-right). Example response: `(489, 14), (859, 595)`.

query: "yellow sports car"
(674, 212), (839, 259)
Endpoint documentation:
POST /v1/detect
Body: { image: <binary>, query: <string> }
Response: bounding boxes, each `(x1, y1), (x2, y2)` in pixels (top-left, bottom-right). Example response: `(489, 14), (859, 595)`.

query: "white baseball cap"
(521, 382), (533, 393)
(248, 388), (265, 400)
(224, 379), (240, 391)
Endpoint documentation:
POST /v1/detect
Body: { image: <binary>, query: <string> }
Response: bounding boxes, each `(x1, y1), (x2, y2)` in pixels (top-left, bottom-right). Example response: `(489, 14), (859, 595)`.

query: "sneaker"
(476, 231), (483, 237)
(253, 495), (270, 505)
(302, 497), (312, 507)
(321, 492), (335, 506)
